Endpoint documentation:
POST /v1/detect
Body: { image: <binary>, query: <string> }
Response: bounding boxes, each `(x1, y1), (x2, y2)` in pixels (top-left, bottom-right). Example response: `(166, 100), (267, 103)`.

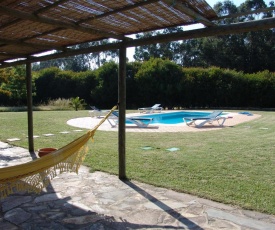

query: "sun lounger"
(107, 111), (153, 128)
(183, 111), (226, 128)
(138, 104), (163, 113)
(89, 106), (110, 118)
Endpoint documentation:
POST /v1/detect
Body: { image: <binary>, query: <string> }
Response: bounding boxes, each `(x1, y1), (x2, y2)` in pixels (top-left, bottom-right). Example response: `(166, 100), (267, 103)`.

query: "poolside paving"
(1, 112), (274, 229)
(67, 111), (261, 132)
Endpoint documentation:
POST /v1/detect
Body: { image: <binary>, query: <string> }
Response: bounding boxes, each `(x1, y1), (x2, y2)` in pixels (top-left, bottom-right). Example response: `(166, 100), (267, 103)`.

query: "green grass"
(0, 109), (274, 215)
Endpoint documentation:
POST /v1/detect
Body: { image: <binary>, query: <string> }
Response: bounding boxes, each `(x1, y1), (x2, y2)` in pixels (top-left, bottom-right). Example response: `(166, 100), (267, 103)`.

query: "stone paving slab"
(6, 138), (21, 142)
(0, 145), (32, 167)
(43, 133), (55, 137)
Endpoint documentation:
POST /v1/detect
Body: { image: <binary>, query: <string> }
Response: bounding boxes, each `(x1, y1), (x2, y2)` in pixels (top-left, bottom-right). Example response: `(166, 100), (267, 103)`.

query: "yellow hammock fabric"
(0, 106), (117, 199)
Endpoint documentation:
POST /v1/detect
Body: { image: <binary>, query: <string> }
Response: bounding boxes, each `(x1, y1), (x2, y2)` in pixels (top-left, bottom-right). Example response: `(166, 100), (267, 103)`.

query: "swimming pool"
(130, 111), (217, 125)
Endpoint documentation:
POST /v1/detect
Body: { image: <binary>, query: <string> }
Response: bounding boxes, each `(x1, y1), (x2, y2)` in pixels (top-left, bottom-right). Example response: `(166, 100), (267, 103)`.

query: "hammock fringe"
(0, 106), (117, 199)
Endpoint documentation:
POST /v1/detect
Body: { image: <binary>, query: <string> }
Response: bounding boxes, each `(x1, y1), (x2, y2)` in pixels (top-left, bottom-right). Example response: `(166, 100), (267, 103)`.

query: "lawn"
(0, 109), (274, 215)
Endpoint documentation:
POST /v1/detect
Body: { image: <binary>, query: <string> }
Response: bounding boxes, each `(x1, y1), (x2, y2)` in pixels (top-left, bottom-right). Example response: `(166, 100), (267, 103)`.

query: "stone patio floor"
(1, 140), (275, 229)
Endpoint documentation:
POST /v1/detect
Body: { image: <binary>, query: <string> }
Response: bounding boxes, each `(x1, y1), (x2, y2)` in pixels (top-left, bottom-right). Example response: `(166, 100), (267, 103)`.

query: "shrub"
(69, 97), (87, 111)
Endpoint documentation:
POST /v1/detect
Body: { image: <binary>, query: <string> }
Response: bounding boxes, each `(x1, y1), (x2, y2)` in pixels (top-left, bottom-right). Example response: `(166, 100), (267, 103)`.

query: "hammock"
(0, 106), (117, 199)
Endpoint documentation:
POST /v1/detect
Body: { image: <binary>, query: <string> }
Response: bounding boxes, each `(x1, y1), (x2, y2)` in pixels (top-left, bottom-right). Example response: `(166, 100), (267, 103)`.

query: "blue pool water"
(129, 111), (214, 125)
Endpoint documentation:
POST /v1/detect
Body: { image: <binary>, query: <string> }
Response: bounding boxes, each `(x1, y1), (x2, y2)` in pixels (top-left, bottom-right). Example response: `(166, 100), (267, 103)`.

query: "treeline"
(1, 58), (274, 109)
(134, 0), (275, 73)
(32, 1), (274, 74)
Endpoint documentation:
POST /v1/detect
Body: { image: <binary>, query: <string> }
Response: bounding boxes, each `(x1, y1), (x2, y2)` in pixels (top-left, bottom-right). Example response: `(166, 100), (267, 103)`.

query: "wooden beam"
(0, 18), (21, 29)
(0, 38), (66, 52)
(0, 6), (124, 40)
(0, 51), (24, 57)
(163, 0), (216, 27)
(126, 17), (275, 47)
(0, 42), (120, 68)
(0, 17), (274, 69)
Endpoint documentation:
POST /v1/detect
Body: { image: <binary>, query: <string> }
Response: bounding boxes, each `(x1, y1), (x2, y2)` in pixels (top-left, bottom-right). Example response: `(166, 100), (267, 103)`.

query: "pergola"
(0, 0), (274, 179)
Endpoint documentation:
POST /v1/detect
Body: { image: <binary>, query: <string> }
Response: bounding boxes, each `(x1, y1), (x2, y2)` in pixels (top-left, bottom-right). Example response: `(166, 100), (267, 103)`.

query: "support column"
(118, 41), (126, 179)
(26, 61), (34, 153)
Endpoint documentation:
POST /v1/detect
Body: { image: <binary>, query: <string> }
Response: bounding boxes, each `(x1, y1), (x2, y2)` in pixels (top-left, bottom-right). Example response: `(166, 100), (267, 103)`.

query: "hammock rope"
(0, 106), (117, 199)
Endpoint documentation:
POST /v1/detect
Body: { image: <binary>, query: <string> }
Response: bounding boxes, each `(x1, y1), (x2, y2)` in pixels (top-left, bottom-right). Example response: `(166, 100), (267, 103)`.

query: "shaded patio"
(1, 141), (275, 229)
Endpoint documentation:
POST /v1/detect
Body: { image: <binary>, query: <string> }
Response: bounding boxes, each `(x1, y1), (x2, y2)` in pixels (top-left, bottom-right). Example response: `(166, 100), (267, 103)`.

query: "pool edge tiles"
(66, 112), (261, 132)
(128, 110), (213, 125)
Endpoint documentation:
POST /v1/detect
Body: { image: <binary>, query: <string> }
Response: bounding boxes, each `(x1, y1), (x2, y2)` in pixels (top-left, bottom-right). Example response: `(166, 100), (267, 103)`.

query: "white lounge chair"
(183, 111), (226, 128)
(107, 111), (153, 128)
(138, 104), (163, 113)
(89, 106), (110, 118)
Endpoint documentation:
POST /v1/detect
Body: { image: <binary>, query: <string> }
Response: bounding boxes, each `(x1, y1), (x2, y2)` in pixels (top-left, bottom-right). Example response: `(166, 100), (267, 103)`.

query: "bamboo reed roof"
(0, 0), (218, 66)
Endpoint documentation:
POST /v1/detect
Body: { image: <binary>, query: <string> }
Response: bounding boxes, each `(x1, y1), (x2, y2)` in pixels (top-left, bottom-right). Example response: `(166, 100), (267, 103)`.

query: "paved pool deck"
(67, 111), (261, 132)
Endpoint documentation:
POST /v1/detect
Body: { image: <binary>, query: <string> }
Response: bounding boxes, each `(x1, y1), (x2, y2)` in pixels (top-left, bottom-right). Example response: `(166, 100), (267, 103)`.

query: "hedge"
(1, 59), (274, 108)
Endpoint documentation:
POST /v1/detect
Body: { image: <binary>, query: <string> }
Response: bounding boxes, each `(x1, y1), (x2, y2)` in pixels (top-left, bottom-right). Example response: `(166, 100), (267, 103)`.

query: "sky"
(207, 0), (241, 7)
(126, 0), (271, 61)
(205, 0), (269, 8)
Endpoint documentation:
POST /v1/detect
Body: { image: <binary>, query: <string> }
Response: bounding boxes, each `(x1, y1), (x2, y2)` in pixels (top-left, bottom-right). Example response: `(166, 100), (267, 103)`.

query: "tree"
(36, 51), (91, 72)
(0, 66), (30, 105)
(34, 67), (97, 104)
(125, 62), (142, 108)
(176, 39), (206, 67)
(89, 40), (119, 68)
(195, 0), (274, 73)
(135, 58), (183, 107)
(90, 61), (118, 108)
(238, 0), (274, 72)
(132, 0), (274, 73)
(32, 39), (119, 71)
(0, 68), (12, 105)
(134, 27), (183, 62)
(214, 0), (239, 22)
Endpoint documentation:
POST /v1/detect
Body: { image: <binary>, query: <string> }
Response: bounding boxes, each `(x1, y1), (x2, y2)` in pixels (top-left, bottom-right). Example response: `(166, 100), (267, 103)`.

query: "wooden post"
(26, 61), (34, 153)
(118, 41), (126, 179)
